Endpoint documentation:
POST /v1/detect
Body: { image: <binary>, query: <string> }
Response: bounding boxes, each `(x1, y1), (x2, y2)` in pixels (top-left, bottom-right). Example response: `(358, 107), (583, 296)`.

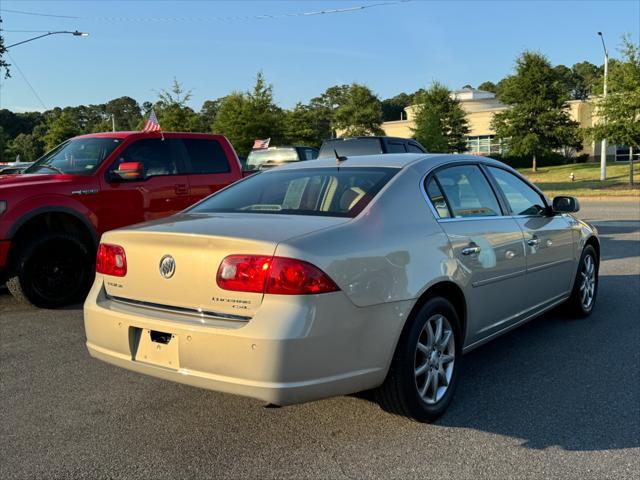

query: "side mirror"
(114, 161), (144, 181)
(552, 195), (580, 213)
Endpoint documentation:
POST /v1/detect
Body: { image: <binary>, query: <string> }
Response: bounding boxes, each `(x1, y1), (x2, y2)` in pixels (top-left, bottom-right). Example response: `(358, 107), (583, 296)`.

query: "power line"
(0, 1), (409, 23)
(6, 52), (47, 110)
(0, 8), (80, 19)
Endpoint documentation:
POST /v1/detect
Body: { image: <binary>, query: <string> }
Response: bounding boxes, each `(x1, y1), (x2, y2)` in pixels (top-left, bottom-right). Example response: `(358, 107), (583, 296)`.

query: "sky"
(1, 0), (639, 113)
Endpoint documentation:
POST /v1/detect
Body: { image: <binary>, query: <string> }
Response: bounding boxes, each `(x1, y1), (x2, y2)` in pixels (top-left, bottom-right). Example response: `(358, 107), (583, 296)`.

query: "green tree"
(478, 81), (497, 93)
(333, 83), (385, 136)
(105, 96), (142, 131)
(381, 92), (413, 121)
(0, 18), (10, 78)
(283, 103), (330, 147)
(309, 84), (350, 137)
(213, 72), (284, 155)
(571, 61), (602, 99)
(154, 78), (200, 131)
(198, 98), (225, 132)
(587, 36), (640, 185)
(43, 110), (82, 149)
(492, 51), (581, 171)
(6, 132), (45, 162)
(412, 82), (470, 153)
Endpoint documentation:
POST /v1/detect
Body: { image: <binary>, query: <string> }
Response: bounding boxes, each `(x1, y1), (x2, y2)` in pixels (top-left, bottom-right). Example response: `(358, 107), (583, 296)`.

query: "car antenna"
(334, 149), (347, 170)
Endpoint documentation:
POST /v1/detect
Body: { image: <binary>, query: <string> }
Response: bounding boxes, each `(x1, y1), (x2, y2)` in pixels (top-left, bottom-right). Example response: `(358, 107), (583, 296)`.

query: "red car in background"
(0, 131), (243, 308)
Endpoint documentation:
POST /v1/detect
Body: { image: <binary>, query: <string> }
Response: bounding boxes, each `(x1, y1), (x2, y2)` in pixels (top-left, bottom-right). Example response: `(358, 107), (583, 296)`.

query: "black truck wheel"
(6, 233), (93, 308)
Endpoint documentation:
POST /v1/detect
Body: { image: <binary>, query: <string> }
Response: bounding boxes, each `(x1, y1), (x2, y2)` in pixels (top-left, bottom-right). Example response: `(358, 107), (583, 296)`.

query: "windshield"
(24, 137), (122, 175)
(246, 148), (299, 171)
(318, 138), (383, 159)
(190, 167), (398, 218)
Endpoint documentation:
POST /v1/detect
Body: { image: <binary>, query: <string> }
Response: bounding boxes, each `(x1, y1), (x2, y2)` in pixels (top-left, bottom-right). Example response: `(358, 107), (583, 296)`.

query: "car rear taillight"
(217, 255), (272, 293)
(96, 243), (127, 277)
(217, 255), (339, 295)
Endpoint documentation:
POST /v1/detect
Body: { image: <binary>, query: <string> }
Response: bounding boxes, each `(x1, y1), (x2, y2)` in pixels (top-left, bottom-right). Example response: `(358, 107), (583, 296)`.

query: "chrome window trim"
(105, 294), (252, 323)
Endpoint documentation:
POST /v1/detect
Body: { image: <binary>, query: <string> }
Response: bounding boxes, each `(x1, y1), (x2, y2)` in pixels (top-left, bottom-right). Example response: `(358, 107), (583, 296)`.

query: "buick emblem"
(159, 255), (176, 279)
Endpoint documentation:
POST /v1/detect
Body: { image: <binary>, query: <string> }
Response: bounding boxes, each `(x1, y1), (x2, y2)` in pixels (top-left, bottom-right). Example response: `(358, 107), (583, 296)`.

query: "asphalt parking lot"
(1, 200), (639, 479)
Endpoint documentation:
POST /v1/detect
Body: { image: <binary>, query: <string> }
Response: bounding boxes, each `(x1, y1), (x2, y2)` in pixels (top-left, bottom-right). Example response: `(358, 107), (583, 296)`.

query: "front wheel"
(565, 244), (599, 318)
(6, 233), (93, 308)
(376, 297), (462, 422)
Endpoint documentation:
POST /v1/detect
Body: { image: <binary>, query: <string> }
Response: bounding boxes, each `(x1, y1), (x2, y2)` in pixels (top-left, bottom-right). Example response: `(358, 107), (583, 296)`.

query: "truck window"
(407, 143), (425, 153)
(111, 139), (182, 178)
(182, 139), (230, 174)
(386, 142), (407, 153)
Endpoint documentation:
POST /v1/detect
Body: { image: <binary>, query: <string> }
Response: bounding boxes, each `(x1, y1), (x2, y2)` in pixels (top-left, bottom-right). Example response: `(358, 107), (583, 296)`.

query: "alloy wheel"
(414, 314), (455, 405)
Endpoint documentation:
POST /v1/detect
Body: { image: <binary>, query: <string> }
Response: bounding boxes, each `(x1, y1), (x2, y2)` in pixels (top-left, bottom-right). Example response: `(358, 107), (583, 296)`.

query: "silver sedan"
(84, 153), (599, 422)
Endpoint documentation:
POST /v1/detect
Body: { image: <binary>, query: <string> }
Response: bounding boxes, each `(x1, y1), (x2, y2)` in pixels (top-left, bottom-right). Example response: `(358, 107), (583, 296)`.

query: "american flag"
(253, 138), (270, 149)
(142, 109), (162, 133)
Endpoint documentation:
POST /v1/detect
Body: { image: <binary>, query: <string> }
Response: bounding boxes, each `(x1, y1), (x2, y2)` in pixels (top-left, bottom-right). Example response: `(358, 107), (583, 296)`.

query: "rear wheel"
(565, 244), (598, 318)
(6, 233), (93, 308)
(376, 296), (462, 422)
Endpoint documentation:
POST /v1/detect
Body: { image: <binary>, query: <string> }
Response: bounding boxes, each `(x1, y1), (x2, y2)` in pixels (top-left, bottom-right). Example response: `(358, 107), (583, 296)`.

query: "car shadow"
(591, 220), (640, 261)
(430, 272), (640, 451)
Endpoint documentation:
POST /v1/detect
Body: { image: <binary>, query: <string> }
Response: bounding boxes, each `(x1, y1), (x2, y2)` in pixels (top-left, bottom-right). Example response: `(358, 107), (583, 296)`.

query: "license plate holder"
(134, 328), (179, 370)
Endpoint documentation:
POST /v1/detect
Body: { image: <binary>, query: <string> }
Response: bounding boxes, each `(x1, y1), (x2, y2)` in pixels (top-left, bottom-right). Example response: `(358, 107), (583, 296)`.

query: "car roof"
(72, 131), (227, 140)
(323, 136), (414, 142)
(272, 153), (505, 171)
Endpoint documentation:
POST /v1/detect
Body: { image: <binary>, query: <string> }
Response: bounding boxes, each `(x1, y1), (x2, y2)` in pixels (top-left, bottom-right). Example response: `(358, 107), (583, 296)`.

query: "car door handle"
(174, 184), (189, 195)
(461, 245), (481, 256)
(527, 237), (539, 247)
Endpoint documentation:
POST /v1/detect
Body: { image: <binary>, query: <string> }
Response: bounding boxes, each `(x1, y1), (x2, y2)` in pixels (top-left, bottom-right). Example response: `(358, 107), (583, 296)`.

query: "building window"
(615, 145), (639, 162)
(465, 135), (503, 155)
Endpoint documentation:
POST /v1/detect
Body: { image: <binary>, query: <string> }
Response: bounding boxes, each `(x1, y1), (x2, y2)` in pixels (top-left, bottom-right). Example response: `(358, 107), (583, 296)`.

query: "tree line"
(1, 35), (637, 177)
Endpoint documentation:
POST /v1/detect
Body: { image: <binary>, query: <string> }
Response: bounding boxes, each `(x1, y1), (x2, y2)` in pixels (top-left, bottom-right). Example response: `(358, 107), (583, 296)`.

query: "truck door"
(98, 138), (192, 232)
(179, 138), (241, 204)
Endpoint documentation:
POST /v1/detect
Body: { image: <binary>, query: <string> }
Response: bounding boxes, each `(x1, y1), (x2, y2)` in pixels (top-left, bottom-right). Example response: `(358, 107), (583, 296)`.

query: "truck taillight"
(96, 243), (127, 277)
(217, 255), (339, 295)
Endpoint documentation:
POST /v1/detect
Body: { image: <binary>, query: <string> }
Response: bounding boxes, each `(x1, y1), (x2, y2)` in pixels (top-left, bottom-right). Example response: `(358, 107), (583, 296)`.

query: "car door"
(425, 164), (527, 345)
(179, 138), (240, 204)
(98, 138), (191, 232)
(485, 166), (575, 310)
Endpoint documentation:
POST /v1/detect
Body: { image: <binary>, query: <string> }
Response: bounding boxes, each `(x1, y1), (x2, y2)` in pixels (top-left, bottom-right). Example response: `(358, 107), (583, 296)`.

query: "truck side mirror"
(114, 161), (144, 181)
(552, 195), (580, 213)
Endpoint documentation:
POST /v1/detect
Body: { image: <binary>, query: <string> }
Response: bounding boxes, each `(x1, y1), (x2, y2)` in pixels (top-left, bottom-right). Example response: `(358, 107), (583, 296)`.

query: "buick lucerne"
(84, 154), (599, 422)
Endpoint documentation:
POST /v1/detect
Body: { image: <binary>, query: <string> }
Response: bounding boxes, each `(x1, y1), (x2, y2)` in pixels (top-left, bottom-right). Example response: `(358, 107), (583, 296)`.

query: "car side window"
(487, 166), (547, 216)
(434, 165), (502, 218)
(110, 139), (181, 179)
(407, 143), (424, 153)
(425, 178), (451, 218)
(182, 139), (230, 174)
(386, 142), (407, 153)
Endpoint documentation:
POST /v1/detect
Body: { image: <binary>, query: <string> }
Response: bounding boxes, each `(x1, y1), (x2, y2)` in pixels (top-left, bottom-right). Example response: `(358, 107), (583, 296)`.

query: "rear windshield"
(318, 138), (383, 159)
(246, 148), (298, 171)
(190, 167), (398, 218)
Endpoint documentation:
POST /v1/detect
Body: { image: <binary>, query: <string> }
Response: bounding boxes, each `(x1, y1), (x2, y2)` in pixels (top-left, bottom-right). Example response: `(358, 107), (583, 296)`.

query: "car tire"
(564, 244), (599, 318)
(376, 296), (462, 422)
(6, 233), (93, 308)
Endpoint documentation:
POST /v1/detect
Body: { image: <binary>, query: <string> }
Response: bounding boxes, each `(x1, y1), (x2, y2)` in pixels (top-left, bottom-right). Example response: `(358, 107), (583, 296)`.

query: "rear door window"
(407, 143), (425, 153)
(434, 165), (502, 218)
(182, 138), (230, 174)
(190, 167), (398, 218)
(386, 141), (407, 153)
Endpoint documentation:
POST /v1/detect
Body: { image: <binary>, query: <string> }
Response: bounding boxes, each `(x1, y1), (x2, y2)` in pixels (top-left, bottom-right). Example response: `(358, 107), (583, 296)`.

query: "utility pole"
(111, 114), (116, 132)
(598, 32), (609, 181)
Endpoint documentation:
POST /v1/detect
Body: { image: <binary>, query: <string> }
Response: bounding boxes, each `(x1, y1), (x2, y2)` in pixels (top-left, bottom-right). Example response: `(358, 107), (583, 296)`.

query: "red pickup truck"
(0, 131), (243, 308)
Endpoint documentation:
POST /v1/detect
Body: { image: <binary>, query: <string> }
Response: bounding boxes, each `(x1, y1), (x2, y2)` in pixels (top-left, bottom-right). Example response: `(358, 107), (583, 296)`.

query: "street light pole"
(598, 31), (609, 181)
(6, 31), (89, 49)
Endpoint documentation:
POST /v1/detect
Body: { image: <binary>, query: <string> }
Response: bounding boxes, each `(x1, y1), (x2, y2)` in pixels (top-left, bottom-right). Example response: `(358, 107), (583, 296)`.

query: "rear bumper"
(84, 278), (411, 405)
